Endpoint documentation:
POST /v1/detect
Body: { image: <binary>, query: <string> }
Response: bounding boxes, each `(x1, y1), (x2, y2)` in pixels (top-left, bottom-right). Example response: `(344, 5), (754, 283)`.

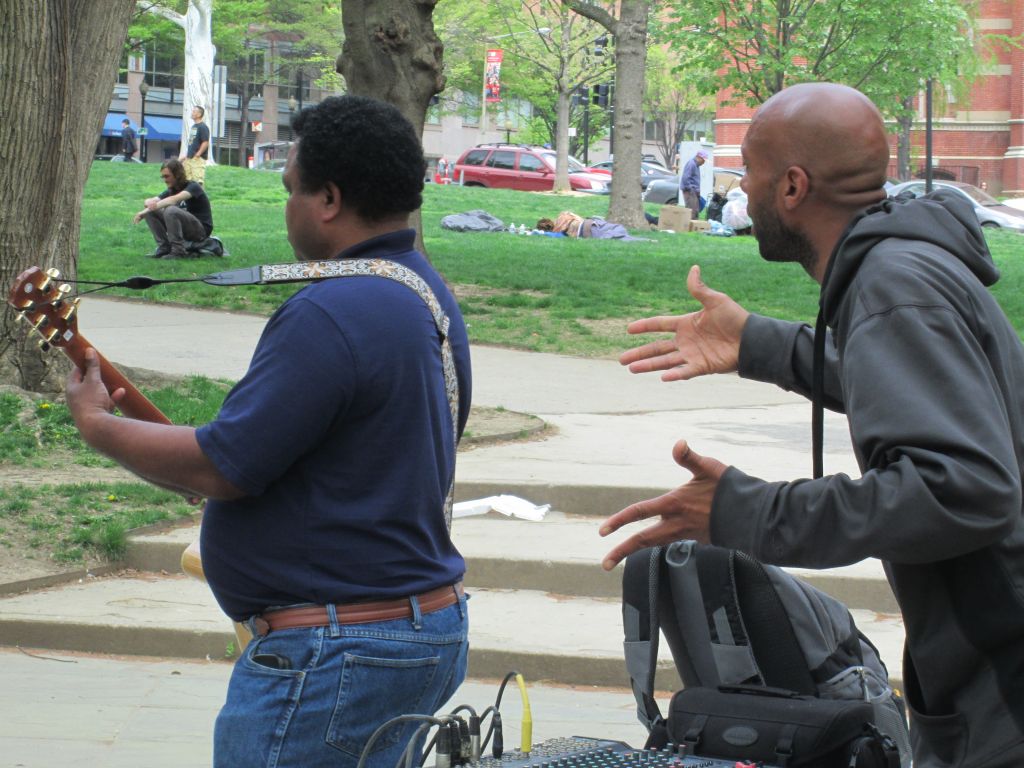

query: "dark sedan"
(587, 160), (677, 190)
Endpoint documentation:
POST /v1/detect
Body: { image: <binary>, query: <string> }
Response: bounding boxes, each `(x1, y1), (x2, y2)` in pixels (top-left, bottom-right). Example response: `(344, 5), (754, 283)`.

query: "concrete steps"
(0, 512), (905, 691)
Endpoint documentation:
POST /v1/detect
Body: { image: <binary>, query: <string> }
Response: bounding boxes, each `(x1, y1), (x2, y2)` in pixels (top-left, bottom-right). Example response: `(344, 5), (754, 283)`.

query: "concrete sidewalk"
(0, 647), (648, 768)
(82, 297), (861, 498)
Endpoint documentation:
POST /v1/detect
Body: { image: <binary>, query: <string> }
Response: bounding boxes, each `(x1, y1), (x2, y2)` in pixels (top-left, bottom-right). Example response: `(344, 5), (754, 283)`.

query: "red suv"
(453, 144), (610, 194)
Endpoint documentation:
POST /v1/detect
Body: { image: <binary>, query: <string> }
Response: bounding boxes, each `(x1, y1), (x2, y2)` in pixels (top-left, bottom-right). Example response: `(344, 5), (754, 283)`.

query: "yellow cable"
(515, 673), (532, 754)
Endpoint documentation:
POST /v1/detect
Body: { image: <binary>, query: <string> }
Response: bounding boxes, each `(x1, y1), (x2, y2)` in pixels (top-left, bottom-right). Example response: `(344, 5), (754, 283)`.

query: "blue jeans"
(213, 593), (469, 768)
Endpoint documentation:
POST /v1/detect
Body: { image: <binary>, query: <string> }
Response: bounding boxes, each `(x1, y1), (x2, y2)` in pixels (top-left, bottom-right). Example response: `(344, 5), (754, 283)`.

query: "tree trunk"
(566, 0), (649, 228)
(897, 95), (914, 181)
(605, 1), (648, 228)
(147, 0), (215, 157)
(1, 0), (137, 392)
(554, 88), (572, 192)
(337, 0), (445, 255)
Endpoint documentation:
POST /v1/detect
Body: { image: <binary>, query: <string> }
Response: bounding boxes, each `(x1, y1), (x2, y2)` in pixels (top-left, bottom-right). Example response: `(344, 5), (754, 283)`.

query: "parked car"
(453, 144), (610, 194)
(586, 160), (676, 190)
(643, 167), (745, 206)
(888, 180), (1024, 232)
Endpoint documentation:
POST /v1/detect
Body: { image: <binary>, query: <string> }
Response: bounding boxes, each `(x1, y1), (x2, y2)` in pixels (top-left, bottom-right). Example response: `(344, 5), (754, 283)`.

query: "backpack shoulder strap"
(732, 550), (818, 695)
(622, 546), (666, 738)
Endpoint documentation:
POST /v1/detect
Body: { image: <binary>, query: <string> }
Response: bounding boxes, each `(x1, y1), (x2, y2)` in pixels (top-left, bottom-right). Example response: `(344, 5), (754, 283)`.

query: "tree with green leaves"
(643, 45), (713, 168)
(664, 0), (981, 111)
(139, 0), (215, 155)
(216, 0), (341, 166)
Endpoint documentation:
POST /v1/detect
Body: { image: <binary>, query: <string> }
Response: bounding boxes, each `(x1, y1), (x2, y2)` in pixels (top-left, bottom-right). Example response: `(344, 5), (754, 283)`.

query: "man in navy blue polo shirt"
(66, 96), (472, 767)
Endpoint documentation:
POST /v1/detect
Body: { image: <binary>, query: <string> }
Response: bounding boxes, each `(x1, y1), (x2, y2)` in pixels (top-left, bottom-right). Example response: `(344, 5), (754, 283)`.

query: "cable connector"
(491, 712), (503, 759)
(435, 722), (452, 768)
(469, 714), (481, 763)
(515, 673), (532, 754)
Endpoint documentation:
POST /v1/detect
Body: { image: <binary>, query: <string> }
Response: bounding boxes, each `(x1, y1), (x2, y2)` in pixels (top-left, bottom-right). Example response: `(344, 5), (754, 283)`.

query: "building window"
(644, 120), (666, 142)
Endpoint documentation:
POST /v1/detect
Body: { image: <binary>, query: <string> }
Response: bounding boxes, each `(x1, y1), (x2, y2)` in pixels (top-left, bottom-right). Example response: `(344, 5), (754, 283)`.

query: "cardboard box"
(714, 172), (742, 196)
(689, 220), (711, 232)
(658, 205), (691, 232)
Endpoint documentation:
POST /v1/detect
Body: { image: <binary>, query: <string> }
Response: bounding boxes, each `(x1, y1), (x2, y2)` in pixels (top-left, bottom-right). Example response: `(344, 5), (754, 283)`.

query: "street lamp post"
(480, 28), (550, 140)
(138, 80), (149, 163)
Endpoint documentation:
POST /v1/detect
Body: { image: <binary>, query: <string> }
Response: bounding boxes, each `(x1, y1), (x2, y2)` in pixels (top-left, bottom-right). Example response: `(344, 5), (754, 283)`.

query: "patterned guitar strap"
(207, 258), (459, 530)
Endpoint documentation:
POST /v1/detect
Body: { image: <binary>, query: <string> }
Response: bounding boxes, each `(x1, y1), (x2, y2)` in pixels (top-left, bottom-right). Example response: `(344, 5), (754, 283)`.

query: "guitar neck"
(64, 333), (172, 426)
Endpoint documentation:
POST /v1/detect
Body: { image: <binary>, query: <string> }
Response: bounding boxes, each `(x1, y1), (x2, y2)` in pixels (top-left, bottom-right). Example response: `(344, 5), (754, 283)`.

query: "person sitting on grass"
(134, 158), (213, 259)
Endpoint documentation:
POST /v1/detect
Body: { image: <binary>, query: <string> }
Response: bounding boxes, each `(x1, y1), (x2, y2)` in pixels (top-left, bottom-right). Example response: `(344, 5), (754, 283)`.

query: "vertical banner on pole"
(485, 49), (504, 103)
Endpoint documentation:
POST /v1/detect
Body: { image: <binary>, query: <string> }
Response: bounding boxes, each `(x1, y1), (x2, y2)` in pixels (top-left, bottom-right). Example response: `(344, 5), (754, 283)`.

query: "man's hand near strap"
(619, 265), (750, 381)
(600, 440), (728, 570)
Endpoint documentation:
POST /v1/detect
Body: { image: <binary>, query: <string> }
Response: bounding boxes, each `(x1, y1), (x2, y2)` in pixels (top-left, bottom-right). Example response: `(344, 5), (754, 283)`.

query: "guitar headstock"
(7, 267), (79, 352)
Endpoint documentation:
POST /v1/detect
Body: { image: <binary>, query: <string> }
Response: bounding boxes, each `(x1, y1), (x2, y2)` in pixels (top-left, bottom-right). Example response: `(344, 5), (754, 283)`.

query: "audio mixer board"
(469, 736), (778, 767)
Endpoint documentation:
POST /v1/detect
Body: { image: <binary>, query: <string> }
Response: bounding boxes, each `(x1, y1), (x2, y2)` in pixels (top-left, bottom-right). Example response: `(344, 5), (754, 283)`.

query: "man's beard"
(749, 198), (817, 274)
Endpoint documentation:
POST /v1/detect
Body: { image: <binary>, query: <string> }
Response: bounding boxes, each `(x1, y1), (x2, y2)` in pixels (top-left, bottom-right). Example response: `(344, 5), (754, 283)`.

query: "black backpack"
(622, 541), (910, 766)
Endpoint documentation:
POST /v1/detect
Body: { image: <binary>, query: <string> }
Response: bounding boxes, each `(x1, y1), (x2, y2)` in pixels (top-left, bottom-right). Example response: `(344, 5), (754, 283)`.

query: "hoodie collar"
(819, 189), (996, 327)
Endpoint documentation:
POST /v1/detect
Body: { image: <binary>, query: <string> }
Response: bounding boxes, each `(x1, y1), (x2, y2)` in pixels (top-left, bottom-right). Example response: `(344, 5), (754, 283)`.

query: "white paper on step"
(452, 495), (550, 521)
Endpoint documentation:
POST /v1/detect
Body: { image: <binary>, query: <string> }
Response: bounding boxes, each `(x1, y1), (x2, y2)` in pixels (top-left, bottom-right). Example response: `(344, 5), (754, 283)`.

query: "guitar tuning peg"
(38, 339), (51, 353)
(45, 268), (61, 279)
(58, 283), (71, 295)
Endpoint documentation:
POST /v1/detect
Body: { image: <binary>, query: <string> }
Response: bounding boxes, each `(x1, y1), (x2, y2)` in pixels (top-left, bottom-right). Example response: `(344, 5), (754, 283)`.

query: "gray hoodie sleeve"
(739, 314), (845, 413)
(712, 304), (1021, 568)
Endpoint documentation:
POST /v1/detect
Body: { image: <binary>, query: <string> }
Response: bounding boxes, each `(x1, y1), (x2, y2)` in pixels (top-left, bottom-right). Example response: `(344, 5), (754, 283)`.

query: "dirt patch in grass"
(453, 283), (550, 301)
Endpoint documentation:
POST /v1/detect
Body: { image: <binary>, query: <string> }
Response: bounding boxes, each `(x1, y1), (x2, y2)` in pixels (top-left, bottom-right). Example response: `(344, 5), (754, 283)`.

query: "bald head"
(745, 83), (890, 212)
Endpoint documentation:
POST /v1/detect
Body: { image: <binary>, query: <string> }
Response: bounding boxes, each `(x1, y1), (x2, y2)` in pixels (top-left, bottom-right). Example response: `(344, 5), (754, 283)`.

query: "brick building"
(712, 0), (1024, 195)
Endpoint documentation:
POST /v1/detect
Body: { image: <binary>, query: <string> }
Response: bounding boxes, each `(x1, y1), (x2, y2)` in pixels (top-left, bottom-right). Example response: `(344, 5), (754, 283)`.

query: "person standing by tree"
(120, 118), (137, 162)
(679, 149), (707, 219)
(181, 105), (210, 185)
(67, 95), (471, 768)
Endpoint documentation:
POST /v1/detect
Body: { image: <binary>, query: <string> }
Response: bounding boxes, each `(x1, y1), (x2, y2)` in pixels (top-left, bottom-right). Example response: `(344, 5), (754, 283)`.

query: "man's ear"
(780, 166), (810, 211)
(321, 181), (342, 221)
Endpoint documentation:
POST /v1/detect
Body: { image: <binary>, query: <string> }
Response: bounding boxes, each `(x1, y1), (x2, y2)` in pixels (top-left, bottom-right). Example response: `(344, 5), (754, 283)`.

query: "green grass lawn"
(79, 161), (1024, 357)
(0, 377), (226, 565)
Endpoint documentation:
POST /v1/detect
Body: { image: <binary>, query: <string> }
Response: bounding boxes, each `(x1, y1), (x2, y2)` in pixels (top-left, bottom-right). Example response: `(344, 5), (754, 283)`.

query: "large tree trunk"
(1, 0), (136, 392)
(337, 0), (445, 254)
(566, 0), (649, 229)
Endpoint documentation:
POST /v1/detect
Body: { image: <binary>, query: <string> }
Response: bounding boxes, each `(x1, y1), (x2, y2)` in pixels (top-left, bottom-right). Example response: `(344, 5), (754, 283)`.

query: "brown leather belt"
(251, 582), (464, 636)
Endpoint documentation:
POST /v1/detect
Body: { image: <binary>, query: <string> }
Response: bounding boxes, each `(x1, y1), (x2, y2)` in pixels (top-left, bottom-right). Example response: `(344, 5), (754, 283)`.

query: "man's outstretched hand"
(600, 440), (727, 570)
(619, 265), (750, 381)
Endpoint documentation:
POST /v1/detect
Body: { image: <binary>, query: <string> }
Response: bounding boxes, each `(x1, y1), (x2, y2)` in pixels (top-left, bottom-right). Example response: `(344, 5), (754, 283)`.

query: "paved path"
(83, 297), (861, 497)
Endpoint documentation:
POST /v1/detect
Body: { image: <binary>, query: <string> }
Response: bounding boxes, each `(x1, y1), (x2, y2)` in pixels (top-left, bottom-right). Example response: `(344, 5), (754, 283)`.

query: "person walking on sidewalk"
(679, 150), (707, 219)
(67, 95), (472, 768)
(602, 82), (1024, 767)
(181, 105), (210, 185)
(119, 118), (136, 162)
(134, 158), (213, 259)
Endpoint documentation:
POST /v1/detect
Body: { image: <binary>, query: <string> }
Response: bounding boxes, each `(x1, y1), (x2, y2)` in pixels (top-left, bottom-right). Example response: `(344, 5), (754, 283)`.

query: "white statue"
(146, 0), (215, 158)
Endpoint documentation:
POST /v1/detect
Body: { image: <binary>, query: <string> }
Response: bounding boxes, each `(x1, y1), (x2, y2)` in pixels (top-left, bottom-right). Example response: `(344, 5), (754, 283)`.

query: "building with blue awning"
(101, 113), (136, 136)
(143, 115), (183, 142)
